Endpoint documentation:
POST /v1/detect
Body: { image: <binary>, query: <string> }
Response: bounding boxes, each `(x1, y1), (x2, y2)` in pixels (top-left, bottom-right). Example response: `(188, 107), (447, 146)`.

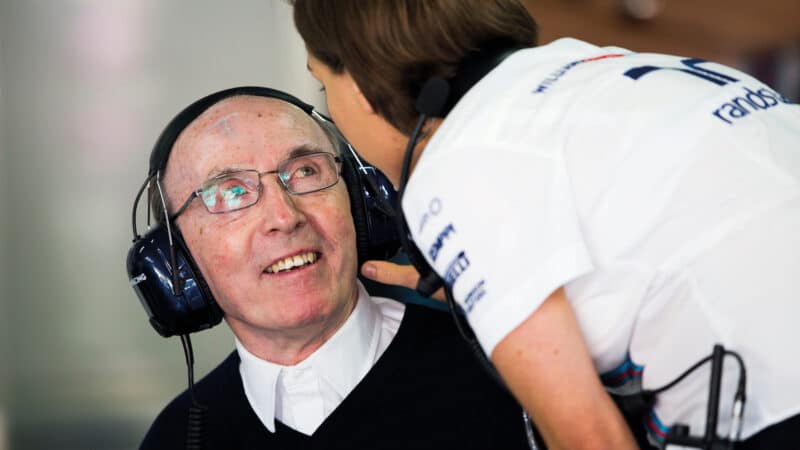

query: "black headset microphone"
(398, 76), (450, 298)
(398, 43), (525, 299)
(400, 44), (525, 298)
(400, 73), (519, 388)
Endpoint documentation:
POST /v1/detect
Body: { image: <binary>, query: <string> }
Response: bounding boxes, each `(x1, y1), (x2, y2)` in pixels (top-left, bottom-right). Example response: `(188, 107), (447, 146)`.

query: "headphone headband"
(148, 87), (315, 176)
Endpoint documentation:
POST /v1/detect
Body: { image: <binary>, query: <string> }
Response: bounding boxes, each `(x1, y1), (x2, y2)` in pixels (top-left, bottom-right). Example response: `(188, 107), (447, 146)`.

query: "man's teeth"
(266, 252), (318, 273)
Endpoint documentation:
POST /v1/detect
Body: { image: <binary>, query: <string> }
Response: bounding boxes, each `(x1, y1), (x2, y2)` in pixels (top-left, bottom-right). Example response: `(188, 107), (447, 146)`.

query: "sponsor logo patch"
(463, 279), (486, 313)
(624, 58), (739, 86)
(428, 223), (455, 263)
(130, 273), (147, 285)
(534, 53), (625, 94)
(444, 251), (470, 287)
(710, 86), (791, 125)
(417, 197), (442, 234)
(623, 57), (793, 125)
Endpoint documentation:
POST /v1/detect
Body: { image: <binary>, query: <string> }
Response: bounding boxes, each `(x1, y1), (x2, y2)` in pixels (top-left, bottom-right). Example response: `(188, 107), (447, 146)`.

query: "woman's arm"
(492, 288), (638, 450)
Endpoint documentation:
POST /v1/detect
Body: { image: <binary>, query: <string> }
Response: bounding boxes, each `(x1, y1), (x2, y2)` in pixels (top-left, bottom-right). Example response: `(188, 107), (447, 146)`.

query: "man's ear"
(349, 76), (375, 114)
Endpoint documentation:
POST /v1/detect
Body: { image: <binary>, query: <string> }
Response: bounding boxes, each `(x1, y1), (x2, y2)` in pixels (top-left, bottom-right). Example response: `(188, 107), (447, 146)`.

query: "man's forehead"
(164, 95), (333, 191)
(188, 96), (318, 139)
(172, 96), (332, 158)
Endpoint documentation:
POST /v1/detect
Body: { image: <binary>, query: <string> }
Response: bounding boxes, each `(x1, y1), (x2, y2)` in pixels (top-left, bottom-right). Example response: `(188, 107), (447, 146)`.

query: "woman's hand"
(360, 260), (446, 301)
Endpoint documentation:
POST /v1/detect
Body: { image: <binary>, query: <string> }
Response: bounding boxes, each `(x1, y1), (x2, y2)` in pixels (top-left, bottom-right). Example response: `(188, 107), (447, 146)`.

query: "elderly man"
(135, 87), (535, 449)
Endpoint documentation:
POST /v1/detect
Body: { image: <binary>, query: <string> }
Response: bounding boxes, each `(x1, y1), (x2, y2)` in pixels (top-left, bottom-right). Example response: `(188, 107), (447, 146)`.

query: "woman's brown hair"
(293, 0), (537, 135)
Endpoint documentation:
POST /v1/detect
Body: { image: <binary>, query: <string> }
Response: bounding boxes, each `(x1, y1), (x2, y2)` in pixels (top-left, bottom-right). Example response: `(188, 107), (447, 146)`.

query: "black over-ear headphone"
(126, 86), (400, 338)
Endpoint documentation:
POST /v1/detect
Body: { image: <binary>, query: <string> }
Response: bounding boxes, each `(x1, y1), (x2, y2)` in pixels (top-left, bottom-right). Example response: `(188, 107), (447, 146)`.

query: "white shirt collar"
(235, 281), (384, 433)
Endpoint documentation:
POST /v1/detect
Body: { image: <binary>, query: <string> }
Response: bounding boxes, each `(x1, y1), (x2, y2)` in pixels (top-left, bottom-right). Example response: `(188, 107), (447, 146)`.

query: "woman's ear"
(349, 76), (375, 114)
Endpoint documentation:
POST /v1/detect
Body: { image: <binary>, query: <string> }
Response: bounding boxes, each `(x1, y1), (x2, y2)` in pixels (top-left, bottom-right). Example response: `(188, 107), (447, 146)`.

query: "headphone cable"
(131, 175), (152, 241)
(614, 345), (747, 449)
(180, 334), (209, 450)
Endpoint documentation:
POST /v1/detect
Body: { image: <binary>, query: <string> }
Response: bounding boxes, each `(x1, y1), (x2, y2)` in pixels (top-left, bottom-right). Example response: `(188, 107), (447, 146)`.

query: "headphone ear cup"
(340, 149), (373, 267)
(127, 224), (224, 337)
(339, 146), (402, 267)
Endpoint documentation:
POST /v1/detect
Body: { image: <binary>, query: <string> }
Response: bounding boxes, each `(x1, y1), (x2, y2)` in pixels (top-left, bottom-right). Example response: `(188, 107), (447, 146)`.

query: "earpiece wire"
(131, 175), (153, 240)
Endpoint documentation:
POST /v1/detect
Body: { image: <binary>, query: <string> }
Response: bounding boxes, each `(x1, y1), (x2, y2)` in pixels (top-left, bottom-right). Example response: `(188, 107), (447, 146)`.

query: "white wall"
(0, 1), (322, 448)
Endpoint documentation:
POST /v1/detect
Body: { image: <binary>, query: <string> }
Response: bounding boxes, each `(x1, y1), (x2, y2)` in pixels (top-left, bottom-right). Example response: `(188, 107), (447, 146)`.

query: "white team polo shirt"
(235, 281), (404, 435)
(403, 37), (800, 441)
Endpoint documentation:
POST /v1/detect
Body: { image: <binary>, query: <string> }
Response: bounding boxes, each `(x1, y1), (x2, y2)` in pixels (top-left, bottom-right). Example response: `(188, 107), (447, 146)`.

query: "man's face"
(164, 96), (358, 342)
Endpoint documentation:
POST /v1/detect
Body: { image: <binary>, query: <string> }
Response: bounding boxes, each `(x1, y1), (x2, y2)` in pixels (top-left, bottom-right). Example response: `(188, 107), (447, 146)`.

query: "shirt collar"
(235, 281), (381, 433)
(303, 281), (381, 396)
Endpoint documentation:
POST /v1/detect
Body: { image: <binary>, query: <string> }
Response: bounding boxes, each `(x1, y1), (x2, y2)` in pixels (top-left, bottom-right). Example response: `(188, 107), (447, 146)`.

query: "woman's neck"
(404, 117), (441, 181)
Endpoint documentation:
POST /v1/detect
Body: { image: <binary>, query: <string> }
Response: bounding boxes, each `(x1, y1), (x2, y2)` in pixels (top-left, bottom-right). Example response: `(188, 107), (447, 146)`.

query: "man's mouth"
(264, 251), (319, 274)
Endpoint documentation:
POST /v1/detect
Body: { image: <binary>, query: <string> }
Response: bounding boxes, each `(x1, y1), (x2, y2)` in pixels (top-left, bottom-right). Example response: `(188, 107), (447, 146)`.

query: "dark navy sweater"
(141, 303), (534, 449)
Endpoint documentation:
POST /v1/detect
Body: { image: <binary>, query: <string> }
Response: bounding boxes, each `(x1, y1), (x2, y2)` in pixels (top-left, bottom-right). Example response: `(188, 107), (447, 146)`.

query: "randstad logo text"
(710, 86), (790, 125)
(625, 58), (792, 125)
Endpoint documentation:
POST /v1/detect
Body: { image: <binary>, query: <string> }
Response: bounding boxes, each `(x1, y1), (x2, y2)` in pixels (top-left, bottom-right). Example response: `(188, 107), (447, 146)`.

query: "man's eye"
(294, 165), (318, 178)
(215, 178), (255, 208)
(222, 184), (248, 199)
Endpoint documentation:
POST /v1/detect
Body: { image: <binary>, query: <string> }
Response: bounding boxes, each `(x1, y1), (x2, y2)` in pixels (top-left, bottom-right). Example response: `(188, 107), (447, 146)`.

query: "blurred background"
(0, 1), (797, 449)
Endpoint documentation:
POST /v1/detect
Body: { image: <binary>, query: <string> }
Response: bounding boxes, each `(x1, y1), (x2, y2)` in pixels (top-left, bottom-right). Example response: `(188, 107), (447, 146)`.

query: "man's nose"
(256, 176), (307, 233)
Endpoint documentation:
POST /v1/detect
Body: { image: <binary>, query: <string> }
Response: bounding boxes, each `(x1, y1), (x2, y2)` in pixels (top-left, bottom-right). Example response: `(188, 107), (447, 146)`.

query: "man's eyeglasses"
(170, 151), (342, 220)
